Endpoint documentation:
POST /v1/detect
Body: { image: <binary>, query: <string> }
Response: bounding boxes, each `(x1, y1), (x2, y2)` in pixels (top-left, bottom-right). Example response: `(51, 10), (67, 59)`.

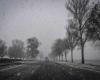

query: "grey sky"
(0, 0), (67, 56)
(0, 0), (100, 60)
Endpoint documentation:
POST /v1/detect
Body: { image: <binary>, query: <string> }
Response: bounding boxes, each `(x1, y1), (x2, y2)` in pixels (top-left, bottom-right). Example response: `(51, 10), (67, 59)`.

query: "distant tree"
(66, 20), (79, 62)
(51, 38), (69, 61)
(39, 52), (44, 60)
(51, 39), (63, 61)
(66, 0), (90, 64)
(27, 37), (40, 58)
(49, 52), (57, 61)
(8, 39), (25, 59)
(0, 39), (7, 58)
(62, 38), (69, 62)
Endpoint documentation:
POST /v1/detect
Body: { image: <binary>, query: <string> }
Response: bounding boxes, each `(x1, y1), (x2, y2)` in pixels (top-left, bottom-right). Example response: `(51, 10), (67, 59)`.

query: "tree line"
(0, 37), (40, 59)
(49, 0), (100, 64)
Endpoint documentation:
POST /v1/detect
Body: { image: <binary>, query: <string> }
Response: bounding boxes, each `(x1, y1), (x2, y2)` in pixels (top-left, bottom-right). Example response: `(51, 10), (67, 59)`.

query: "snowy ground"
(57, 61), (100, 73)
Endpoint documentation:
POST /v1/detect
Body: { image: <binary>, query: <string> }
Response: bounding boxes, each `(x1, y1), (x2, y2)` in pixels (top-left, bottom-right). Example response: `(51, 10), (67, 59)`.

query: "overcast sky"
(0, 0), (100, 60)
(0, 0), (67, 56)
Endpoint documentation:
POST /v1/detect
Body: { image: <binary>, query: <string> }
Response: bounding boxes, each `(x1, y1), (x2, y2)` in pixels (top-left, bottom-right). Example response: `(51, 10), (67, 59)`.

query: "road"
(0, 61), (100, 80)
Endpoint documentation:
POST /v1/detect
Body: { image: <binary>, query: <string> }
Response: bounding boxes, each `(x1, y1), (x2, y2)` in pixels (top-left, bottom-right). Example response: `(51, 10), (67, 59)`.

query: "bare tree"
(87, 2), (100, 41)
(66, 0), (90, 64)
(51, 39), (63, 61)
(50, 38), (69, 62)
(66, 20), (79, 62)
(63, 38), (69, 62)
(0, 39), (7, 58)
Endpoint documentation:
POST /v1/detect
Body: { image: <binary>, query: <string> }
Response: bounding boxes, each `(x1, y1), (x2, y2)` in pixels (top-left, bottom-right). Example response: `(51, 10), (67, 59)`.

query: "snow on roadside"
(0, 64), (24, 72)
(57, 62), (100, 73)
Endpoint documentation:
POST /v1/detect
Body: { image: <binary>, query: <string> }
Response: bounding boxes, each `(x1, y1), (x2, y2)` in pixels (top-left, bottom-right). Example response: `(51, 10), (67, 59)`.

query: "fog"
(0, 0), (100, 60)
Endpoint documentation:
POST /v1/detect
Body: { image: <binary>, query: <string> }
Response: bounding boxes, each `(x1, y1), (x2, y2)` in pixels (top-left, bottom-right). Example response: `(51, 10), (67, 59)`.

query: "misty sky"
(0, 0), (100, 60)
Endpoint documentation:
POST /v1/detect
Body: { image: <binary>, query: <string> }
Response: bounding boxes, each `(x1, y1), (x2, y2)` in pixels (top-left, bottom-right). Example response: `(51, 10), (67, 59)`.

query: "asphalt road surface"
(0, 61), (100, 80)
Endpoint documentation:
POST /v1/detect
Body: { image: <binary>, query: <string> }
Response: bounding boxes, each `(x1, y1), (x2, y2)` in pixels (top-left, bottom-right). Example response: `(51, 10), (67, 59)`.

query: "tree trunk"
(65, 50), (67, 62)
(80, 28), (85, 64)
(57, 56), (59, 61)
(58, 56), (60, 61)
(71, 48), (73, 63)
(81, 45), (85, 64)
(79, 20), (85, 64)
(62, 54), (63, 62)
(59, 55), (60, 61)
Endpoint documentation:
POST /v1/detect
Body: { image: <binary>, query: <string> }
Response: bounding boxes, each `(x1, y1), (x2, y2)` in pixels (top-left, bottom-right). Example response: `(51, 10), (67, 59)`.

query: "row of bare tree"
(0, 37), (40, 59)
(50, 0), (100, 64)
